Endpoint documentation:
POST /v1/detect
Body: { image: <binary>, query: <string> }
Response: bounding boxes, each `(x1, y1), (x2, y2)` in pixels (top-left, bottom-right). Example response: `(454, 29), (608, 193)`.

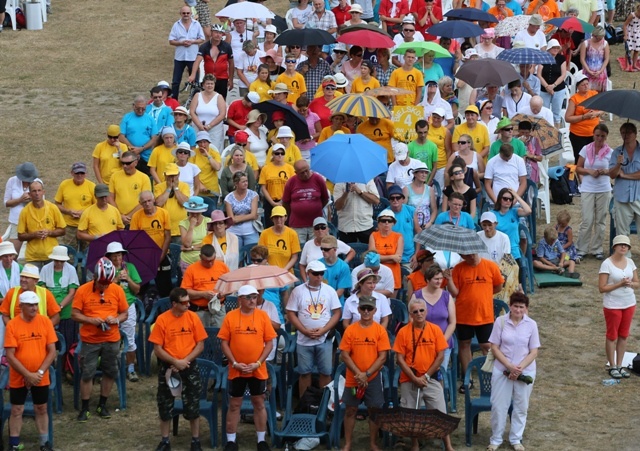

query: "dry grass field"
(2, 0), (640, 449)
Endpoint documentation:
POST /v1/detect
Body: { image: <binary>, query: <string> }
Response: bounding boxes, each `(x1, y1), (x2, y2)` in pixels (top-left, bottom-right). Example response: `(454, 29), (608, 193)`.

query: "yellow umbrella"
(326, 94), (391, 119)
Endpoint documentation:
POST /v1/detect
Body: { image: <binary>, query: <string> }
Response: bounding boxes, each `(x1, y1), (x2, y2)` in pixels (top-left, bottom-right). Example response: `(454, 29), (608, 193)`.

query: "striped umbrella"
(496, 48), (555, 65)
(326, 94), (391, 118)
(545, 17), (594, 33)
(414, 224), (488, 254)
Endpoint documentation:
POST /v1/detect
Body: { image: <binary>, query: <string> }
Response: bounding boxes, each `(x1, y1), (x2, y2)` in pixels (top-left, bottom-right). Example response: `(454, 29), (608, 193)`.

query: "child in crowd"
(555, 210), (580, 263)
(534, 225), (580, 278)
(518, 120), (542, 184)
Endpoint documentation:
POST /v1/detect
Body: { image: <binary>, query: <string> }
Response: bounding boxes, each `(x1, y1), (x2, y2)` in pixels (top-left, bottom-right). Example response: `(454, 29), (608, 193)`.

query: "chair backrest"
(225, 295), (238, 312)
(134, 298), (146, 324)
(169, 243), (182, 286)
(203, 327), (224, 365)
(372, 197), (390, 220)
(145, 297), (172, 325)
(238, 244), (254, 267)
(388, 299), (409, 337)
(524, 179), (538, 241)
(432, 180), (443, 212)
(346, 242), (370, 269)
(285, 8), (294, 30)
(493, 299), (510, 318)
(195, 358), (221, 398)
(466, 356), (492, 398)
(55, 331), (67, 356)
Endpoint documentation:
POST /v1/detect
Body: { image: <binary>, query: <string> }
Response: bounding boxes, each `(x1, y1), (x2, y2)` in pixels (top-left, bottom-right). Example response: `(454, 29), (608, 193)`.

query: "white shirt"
(4, 176), (43, 225)
(599, 258), (637, 309)
(229, 29), (252, 61)
(342, 291), (392, 324)
(578, 145), (613, 193)
(287, 282), (342, 346)
(258, 300), (282, 361)
(351, 264), (395, 294)
(503, 92), (532, 118)
(236, 50), (266, 88)
(333, 181), (379, 233)
(386, 158), (424, 189)
(477, 230), (512, 264)
(177, 162), (202, 196)
(513, 29), (547, 51)
(168, 19), (205, 61)
(246, 127), (269, 167)
(485, 154), (527, 196)
(518, 105), (555, 126)
(300, 239), (352, 265)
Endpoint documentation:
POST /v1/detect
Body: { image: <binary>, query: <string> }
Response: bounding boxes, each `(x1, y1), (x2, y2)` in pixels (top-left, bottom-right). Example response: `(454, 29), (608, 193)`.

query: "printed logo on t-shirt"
(353, 336), (377, 346)
(169, 326), (193, 339)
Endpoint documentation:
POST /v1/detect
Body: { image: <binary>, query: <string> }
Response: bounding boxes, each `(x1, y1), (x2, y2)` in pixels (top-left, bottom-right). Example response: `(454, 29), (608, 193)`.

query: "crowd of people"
(2, 0), (640, 450)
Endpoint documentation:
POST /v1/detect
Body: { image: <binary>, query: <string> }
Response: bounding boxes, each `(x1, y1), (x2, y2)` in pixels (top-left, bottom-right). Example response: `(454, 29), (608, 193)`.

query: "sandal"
(609, 367), (623, 379)
(620, 367), (631, 378)
(458, 379), (474, 394)
(566, 272), (580, 279)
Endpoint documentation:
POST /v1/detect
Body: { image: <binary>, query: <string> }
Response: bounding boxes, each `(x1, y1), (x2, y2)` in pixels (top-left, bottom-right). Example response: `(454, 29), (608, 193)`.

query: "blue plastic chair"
(0, 365), (56, 446)
(63, 244), (87, 284)
(273, 385), (331, 448)
(133, 298), (147, 376)
(171, 358), (222, 449)
(372, 197), (390, 220)
(239, 244), (255, 267)
(144, 297), (172, 375)
(346, 242), (370, 269)
(387, 298), (409, 340)
(224, 295), (238, 313)
(273, 328), (293, 409)
(169, 243), (183, 287)
(54, 332), (66, 413)
(464, 356), (492, 447)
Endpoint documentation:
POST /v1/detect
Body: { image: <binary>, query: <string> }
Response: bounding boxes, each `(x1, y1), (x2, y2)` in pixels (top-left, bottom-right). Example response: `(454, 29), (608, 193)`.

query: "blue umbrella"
(427, 21), (484, 39)
(496, 48), (555, 65)
(311, 134), (388, 183)
(444, 8), (498, 23)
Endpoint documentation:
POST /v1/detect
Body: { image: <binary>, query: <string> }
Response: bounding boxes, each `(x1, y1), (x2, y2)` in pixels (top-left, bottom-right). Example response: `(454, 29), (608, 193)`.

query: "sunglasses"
(411, 308), (425, 314)
(320, 247), (335, 252)
(452, 170), (464, 175)
(251, 258), (264, 263)
(457, 141), (470, 145)
(359, 305), (375, 312)
(153, 96), (163, 99)
(290, 45), (301, 49)
(389, 196), (403, 201)
(176, 150), (190, 154)
(121, 160), (136, 166)
(285, 59), (296, 63)
(403, 28), (415, 32)
(273, 151), (285, 156)
(309, 271), (325, 276)
(108, 135), (119, 139)
(324, 86), (337, 90)
(75, 172), (86, 175)
(378, 218), (394, 224)
(502, 127), (514, 132)
(502, 197), (514, 202)
(314, 224), (327, 230)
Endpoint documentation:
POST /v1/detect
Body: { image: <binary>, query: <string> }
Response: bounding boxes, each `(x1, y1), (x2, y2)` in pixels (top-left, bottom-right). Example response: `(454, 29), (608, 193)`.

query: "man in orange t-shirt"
(393, 297), (453, 451)
(71, 258), (129, 423)
(4, 291), (58, 451)
(148, 287), (208, 451)
(1, 264), (61, 327)
(339, 295), (390, 451)
(181, 244), (230, 328)
(449, 253), (504, 392)
(218, 285), (277, 451)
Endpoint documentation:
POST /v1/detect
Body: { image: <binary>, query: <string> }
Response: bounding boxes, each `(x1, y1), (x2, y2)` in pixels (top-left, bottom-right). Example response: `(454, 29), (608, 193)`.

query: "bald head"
(530, 96), (543, 114)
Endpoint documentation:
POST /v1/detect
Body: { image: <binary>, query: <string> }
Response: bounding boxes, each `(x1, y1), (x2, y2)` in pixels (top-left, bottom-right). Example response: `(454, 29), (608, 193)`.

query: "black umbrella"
(427, 20), (485, 38)
(455, 58), (519, 88)
(254, 100), (311, 141)
(579, 89), (640, 121)
(444, 8), (498, 23)
(274, 28), (336, 47)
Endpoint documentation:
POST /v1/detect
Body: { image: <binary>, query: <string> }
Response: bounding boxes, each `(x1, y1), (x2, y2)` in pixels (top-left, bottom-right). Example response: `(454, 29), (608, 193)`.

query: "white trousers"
(489, 370), (534, 446)
(577, 191), (611, 255)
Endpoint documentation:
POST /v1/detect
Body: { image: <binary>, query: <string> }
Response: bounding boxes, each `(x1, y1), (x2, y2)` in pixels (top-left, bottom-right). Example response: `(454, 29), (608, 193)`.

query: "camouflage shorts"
(157, 362), (202, 422)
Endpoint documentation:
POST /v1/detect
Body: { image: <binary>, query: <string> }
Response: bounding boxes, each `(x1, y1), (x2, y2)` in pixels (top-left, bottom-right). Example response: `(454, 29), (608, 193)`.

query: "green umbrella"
(392, 41), (452, 58)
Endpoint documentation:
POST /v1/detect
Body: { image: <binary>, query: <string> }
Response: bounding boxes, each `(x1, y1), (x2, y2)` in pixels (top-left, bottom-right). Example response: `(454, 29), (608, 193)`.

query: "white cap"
(575, 71), (588, 85)
(246, 91), (260, 104)
(333, 42), (348, 53)
(402, 15), (416, 24)
(264, 24), (278, 35)
(276, 126), (294, 139)
(394, 142), (409, 161)
(313, 217), (328, 227)
(19, 291), (39, 304)
(157, 80), (171, 89)
(20, 264), (40, 280)
(272, 143), (286, 152)
(238, 285), (259, 296)
(106, 242), (128, 254)
(48, 245), (70, 262)
(463, 48), (478, 60)
(306, 260), (327, 273)
(432, 107), (446, 118)
(480, 211), (498, 223)
(349, 3), (363, 13)
(0, 241), (17, 257)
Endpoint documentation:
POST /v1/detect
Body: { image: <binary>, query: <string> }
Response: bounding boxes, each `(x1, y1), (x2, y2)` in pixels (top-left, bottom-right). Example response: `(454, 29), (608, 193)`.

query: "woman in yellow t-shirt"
(148, 126), (177, 184)
(249, 64), (274, 102)
(350, 61), (381, 94)
(259, 147), (295, 227)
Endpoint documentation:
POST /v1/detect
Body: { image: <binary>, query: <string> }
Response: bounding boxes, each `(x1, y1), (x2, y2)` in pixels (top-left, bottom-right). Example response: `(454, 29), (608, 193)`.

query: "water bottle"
(602, 378), (621, 386)
(284, 444), (290, 451)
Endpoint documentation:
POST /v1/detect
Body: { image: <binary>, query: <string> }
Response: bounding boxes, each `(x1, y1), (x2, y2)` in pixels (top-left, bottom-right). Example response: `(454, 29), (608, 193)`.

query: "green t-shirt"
(38, 272), (79, 320)
(488, 138), (527, 160)
(116, 262), (142, 306)
(408, 140), (439, 171)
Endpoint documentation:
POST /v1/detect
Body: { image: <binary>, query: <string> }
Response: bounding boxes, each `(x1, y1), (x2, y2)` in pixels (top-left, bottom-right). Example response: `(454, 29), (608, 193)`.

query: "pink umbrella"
(215, 265), (298, 294)
(337, 29), (395, 48)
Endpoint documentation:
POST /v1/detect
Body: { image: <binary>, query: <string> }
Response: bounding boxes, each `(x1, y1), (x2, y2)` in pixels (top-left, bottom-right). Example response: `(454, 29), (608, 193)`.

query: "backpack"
(64, 342), (78, 377)
(294, 385), (323, 414)
(142, 285), (160, 316)
(550, 169), (572, 205)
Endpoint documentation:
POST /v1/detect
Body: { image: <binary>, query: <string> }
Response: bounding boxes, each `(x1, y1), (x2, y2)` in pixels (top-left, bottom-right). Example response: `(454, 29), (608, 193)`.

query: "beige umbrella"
(215, 265), (298, 294)
(364, 86), (414, 97)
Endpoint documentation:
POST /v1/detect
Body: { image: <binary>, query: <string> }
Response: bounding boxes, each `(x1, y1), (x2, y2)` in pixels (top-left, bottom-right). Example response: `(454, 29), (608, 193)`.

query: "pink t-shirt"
(282, 173), (329, 228)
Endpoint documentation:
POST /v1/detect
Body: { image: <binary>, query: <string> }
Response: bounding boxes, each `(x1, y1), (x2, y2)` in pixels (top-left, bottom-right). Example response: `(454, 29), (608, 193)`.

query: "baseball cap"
(386, 185), (404, 199)
(271, 205), (287, 217)
(238, 285), (259, 296)
(358, 295), (377, 308)
(95, 184), (110, 198)
(394, 142), (409, 161)
(19, 292), (39, 305)
(306, 260), (327, 273)
(107, 124), (120, 136)
(72, 162), (87, 173)
(313, 217), (328, 227)
(480, 211), (498, 223)
(432, 107), (446, 118)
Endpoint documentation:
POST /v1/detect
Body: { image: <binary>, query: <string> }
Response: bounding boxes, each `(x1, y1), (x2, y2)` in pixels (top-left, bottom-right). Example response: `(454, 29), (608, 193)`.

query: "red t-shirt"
(199, 40), (233, 80)
(309, 96), (332, 129)
(416, 5), (443, 41)
(282, 173), (329, 228)
(226, 99), (252, 136)
(332, 5), (352, 27)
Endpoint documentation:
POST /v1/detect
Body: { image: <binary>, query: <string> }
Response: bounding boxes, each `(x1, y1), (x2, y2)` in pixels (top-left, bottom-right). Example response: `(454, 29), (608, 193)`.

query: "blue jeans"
(237, 232), (259, 249)
(171, 59), (195, 102)
(540, 89), (565, 125)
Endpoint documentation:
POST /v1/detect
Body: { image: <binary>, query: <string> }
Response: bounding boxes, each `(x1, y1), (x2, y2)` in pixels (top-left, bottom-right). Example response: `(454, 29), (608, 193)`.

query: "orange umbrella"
(215, 265), (298, 294)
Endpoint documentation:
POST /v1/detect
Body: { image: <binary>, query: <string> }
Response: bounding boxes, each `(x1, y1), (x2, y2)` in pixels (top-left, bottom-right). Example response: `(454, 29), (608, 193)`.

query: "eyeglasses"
(378, 218), (394, 224)
(411, 308), (425, 314)
(502, 197), (514, 202)
(121, 160), (136, 166)
(452, 170), (464, 175)
(403, 28), (415, 32)
(108, 135), (119, 139)
(251, 258), (264, 263)
(359, 305), (375, 312)
(285, 59), (296, 63)
(241, 294), (259, 300)
(457, 141), (469, 145)
(176, 150), (190, 154)
(389, 196), (403, 201)
(309, 271), (325, 276)
(273, 151), (285, 156)
(181, 12), (191, 15)
(320, 247), (335, 252)
(314, 224), (327, 230)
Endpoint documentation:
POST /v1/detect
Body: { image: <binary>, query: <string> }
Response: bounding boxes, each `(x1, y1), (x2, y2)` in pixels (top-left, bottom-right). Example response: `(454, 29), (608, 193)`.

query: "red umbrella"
(337, 29), (395, 49)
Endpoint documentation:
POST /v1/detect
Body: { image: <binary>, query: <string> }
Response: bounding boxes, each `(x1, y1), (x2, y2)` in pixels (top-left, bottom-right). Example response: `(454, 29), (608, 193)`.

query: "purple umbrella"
(87, 230), (162, 285)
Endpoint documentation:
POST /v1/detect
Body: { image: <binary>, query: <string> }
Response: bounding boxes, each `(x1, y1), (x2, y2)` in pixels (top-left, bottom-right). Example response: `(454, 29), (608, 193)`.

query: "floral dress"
(555, 225), (578, 261)
(626, 12), (640, 51)
(521, 136), (542, 184)
(584, 39), (608, 92)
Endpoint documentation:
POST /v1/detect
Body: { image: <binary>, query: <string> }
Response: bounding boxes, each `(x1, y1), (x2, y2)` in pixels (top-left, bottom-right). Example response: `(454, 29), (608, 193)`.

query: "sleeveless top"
(195, 92), (220, 126)
(406, 184), (431, 228)
(414, 289), (453, 348)
(225, 189), (258, 237)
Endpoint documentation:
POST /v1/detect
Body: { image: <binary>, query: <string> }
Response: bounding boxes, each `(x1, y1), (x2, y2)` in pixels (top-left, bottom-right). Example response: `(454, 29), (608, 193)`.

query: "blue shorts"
(606, 0), (615, 10)
(296, 340), (333, 376)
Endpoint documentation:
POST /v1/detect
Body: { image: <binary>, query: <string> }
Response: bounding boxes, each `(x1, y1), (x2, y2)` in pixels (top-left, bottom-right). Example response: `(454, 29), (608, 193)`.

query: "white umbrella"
(215, 2), (274, 19)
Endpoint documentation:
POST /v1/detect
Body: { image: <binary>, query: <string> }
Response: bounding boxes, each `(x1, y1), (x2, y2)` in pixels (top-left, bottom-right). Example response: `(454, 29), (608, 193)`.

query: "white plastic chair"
(559, 128), (575, 166)
(40, 0), (47, 23)
(5, 0), (18, 30)
(605, 79), (613, 121)
(285, 8), (294, 30)
(537, 159), (551, 224)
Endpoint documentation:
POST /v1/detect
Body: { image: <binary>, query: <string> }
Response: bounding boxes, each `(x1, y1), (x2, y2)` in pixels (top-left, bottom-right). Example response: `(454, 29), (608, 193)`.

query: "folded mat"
(534, 271), (583, 287)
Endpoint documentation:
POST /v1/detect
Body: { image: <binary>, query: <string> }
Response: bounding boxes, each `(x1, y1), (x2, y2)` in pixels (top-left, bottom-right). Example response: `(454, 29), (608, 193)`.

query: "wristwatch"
(424, 373), (431, 382)
(365, 370), (371, 378)
(37, 369), (44, 376)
